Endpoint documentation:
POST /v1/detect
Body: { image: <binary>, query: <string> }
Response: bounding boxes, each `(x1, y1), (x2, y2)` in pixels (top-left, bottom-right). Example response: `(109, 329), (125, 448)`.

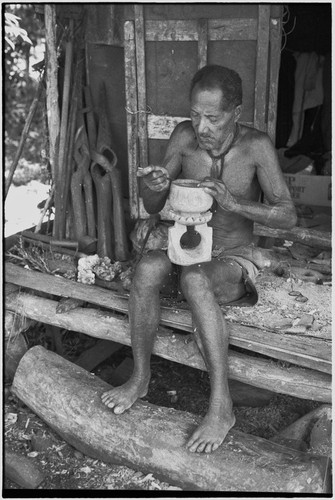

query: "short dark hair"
(190, 65), (242, 110)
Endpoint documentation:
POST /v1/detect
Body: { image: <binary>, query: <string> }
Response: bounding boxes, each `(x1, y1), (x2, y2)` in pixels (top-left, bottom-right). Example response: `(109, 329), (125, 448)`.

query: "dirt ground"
(4, 325), (322, 492)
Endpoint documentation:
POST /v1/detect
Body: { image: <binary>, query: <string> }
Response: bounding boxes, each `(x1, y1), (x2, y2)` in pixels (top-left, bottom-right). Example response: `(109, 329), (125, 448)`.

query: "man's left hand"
(198, 177), (237, 211)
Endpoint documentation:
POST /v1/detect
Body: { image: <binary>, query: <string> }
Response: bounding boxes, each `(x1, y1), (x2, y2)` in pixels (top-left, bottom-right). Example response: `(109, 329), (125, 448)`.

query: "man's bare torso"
(167, 121), (263, 249)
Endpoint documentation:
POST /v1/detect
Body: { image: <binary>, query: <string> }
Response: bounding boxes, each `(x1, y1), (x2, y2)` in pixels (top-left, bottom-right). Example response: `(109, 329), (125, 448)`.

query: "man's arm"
(140, 122), (187, 214)
(201, 133), (297, 229)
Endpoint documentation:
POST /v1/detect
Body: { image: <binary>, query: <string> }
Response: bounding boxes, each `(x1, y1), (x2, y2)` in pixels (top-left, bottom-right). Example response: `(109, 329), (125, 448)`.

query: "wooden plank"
(197, 19), (208, 69)
(267, 9), (282, 142)
(124, 21), (139, 219)
(147, 114), (254, 140)
(6, 291), (331, 402)
(144, 19), (258, 41)
(12, 345), (330, 493)
(254, 224), (331, 249)
(134, 4), (148, 168)
(254, 5), (270, 132)
(5, 263), (331, 374)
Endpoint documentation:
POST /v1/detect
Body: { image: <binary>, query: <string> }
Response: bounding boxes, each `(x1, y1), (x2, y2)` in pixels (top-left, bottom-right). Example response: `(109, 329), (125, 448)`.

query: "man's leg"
(101, 250), (172, 413)
(180, 259), (245, 453)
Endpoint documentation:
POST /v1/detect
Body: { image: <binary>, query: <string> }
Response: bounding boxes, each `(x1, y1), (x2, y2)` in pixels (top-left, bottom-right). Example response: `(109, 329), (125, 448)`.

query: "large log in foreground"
(5, 289), (331, 403)
(12, 346), (329, 493)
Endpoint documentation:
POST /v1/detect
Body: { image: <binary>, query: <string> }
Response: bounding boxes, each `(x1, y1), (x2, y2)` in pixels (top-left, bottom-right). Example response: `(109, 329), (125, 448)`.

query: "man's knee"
(134, 251), (172, 286)
(180, 265), (210, 296)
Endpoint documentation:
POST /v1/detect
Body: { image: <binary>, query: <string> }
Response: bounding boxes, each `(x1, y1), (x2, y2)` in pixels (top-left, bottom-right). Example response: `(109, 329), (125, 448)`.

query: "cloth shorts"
(160, 244), (268, 307)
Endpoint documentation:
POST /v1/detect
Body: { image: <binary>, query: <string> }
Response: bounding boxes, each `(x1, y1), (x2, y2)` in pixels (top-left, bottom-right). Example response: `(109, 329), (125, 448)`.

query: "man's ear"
(234, 105), (242, 122)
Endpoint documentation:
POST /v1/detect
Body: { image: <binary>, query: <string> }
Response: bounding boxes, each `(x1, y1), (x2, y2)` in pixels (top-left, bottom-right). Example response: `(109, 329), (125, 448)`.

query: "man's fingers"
(137, 166), (169, 178)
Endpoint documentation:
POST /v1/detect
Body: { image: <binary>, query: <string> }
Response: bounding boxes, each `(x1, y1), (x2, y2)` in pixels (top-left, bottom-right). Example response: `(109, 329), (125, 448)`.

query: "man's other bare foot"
(186, 406), (235, 454)
(101, 374), (150, 414)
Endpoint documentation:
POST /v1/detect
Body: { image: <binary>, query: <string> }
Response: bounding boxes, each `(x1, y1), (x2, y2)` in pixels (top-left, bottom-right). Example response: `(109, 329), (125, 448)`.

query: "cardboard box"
(283, 174), (332, 207)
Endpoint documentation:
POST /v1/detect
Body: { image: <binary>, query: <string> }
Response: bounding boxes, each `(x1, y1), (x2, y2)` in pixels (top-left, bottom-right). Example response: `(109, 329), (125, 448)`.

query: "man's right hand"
(137, 166), (171, 192)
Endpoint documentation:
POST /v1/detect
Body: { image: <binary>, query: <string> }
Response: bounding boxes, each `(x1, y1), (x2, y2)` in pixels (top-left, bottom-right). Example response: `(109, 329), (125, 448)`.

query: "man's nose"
(198, 118), (209, 134)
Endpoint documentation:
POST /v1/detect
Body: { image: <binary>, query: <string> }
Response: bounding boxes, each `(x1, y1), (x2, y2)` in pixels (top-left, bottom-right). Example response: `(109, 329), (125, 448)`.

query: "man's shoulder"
(173, 119), (193, 136)
(240, 124), (269, 141)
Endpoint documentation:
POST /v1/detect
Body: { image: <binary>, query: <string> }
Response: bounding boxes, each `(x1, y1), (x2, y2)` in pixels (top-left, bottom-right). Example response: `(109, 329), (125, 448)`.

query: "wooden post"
(254, 5), (270, 132)
(44, 5), (60, 236)
(124, 20), (140, 219)
(11, 346), (330, 493)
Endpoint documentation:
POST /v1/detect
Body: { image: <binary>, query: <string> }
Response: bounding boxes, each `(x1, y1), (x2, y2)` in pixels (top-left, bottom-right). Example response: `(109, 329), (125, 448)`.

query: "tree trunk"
(12, 346), (329, 493)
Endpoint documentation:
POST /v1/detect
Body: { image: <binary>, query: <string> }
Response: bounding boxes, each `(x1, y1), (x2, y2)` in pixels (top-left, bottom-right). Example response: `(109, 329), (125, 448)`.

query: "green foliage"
(5, 4), (49, 184)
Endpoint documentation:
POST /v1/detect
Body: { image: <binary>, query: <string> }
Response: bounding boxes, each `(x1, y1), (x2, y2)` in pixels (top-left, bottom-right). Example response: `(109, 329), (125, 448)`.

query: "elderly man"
(102, 65), (297, 454)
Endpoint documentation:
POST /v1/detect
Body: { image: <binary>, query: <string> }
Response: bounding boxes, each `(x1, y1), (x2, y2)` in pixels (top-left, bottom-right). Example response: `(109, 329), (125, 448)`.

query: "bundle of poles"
(8, 5), (129, 263)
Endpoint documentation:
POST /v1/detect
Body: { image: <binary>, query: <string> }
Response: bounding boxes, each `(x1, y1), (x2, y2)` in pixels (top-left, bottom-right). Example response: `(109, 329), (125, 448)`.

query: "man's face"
(190, 86), (241, 152)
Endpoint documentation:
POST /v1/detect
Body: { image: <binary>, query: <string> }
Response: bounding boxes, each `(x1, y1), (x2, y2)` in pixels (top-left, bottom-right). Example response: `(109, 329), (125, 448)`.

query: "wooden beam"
(5, 289), (331, 402)
(144, 19), (258, 42)
(11, 346), (330, 493)
(134, 5), (148, 168)
(5, 263), (331, 374)
(253, 224), (331, 249)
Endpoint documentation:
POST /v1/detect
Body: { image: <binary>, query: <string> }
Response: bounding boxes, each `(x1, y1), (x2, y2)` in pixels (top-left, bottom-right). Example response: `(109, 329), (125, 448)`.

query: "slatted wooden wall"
(124, 4), (283, 219)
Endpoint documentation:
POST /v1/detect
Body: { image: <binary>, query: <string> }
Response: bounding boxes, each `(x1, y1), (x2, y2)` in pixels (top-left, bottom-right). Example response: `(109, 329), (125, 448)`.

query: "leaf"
(27, 451), (39, 458)
(79, 466), (92, 474)
(5, 412), (18, 425)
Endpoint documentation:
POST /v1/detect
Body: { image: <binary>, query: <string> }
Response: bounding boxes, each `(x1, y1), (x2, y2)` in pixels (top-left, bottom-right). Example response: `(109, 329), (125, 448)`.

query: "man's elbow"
(282, 206), (298, 229)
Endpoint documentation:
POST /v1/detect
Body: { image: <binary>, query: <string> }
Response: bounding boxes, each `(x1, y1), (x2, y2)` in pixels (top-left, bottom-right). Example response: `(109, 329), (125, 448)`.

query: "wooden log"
(5, 449), (45, 489)
(5, 263), (331, 374)
(11, 346), (329, 493)
(5, 310), (31, 383)
(271, 405), (332, 443)
(5, 289), (331, 403)
(254, 224), (331, 249)
(269, 405), (332, 454)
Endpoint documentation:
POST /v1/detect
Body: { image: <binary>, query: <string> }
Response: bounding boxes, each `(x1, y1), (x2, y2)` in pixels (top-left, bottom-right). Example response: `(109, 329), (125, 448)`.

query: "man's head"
(189, 65), (242, 154)
(190, 65), (242, 111)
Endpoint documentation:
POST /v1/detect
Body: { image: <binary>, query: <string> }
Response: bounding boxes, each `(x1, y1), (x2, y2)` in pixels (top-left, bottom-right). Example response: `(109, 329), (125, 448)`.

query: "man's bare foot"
(186, 405), (235, 454)
(101, 374), (150, 414)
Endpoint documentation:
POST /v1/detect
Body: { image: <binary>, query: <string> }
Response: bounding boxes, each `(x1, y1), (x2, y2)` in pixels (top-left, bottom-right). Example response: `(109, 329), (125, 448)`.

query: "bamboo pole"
(54, 19), (74, 239)
(5, 77), (45, 199)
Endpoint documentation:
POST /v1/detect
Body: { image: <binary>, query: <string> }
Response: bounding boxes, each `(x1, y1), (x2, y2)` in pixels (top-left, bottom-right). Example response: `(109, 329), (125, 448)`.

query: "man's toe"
(196, 441), (207, 453)
(113, 404), (126, 414)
